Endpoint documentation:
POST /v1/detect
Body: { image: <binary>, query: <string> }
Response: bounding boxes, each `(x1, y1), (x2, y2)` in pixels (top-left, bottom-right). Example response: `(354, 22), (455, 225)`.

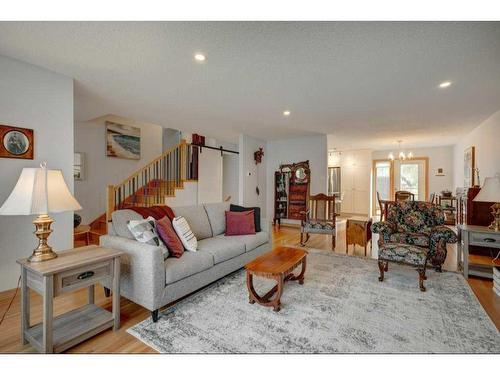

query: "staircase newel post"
(180, 139), (187, 181)
(106, 185), (115, 222)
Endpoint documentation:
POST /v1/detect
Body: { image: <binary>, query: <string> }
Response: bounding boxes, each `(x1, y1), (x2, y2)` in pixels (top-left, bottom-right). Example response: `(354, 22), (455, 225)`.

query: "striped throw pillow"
(172, 216), (198, 252)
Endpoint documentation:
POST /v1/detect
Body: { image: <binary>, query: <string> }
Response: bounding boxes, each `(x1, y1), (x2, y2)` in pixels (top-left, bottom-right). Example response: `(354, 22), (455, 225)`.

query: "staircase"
(75, 140), (199, 247)
(106, 139), (199, 221)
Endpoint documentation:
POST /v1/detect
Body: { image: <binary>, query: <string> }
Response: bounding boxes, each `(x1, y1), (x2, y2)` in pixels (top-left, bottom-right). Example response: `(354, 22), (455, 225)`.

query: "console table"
(17, 245), (122, 353)
(458, 225), (500, 279)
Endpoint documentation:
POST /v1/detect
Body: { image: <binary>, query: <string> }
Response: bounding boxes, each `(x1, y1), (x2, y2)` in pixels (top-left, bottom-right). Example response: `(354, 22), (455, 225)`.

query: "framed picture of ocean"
(106, 121), (141, 160)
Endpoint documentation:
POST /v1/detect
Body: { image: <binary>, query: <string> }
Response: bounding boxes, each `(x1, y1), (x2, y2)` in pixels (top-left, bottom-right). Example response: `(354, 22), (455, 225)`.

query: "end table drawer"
(54, 261), (112, 296)
(470, 232), (500, 248)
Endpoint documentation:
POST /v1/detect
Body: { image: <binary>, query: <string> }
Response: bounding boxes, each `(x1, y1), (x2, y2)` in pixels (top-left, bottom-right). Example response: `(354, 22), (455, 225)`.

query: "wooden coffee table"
(245, 246), (307, 312)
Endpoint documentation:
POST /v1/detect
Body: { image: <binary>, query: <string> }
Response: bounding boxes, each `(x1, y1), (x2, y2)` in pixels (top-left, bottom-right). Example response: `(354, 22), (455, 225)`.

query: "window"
(372, 158), (428, 214)
(400, 163), (419, 197)
(373, 160), (391, 215)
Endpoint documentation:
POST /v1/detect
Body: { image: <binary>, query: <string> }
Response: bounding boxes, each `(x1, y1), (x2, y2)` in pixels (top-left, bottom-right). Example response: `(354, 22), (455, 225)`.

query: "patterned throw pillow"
(127, 216), (168, 259)
(172, 216), (198, 252)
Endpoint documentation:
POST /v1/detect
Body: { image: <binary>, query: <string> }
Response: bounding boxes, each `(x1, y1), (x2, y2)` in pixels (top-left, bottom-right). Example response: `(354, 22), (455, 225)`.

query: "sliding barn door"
(197, 148), (223, 203)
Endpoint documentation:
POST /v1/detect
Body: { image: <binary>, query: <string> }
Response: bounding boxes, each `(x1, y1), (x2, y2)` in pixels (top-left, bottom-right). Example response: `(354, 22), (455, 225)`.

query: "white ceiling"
(0, 22), (499, 148)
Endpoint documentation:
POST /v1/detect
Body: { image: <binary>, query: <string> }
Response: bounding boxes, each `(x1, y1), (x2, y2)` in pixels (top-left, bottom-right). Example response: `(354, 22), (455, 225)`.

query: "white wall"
(238, 135), (267, 217)
(266, 135), (328, 221)
(453, 109), (500, 189)
(166, 181), (198, 207)
(197, 147), (223, 204)
(223, 154), (239, 204)
(0, 55), (74, 291)
(74, 115), (163, 224)
(373, 145), (455, 197)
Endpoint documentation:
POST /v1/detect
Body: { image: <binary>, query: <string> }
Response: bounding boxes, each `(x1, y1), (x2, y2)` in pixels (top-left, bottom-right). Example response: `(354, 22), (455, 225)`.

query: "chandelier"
(388, 140), (413, 161)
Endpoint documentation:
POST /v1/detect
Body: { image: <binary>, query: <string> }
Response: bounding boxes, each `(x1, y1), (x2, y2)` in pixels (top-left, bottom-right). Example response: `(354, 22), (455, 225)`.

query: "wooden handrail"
(115, 139), (187, 188)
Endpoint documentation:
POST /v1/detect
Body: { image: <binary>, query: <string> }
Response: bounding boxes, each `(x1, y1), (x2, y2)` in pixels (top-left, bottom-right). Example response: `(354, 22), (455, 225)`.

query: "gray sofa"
(99, 202), (271, 322)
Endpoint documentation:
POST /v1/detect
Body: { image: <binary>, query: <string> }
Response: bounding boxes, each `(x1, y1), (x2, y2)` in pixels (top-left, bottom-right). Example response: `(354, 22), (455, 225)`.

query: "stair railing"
(106, 140), (199, 221)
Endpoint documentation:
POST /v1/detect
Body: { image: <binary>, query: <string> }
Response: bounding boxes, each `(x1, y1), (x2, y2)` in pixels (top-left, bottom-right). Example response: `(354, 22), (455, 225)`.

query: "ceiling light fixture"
(283, 110), (291, 116)
(194, 53), (206, 62)
(439, 81), (452, 88)
(388, 140), (413, 161)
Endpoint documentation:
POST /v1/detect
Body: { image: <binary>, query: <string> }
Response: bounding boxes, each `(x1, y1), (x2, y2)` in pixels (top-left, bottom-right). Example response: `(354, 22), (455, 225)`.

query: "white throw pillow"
(172, 216), (198, 251)
(127, 216), (168, 259)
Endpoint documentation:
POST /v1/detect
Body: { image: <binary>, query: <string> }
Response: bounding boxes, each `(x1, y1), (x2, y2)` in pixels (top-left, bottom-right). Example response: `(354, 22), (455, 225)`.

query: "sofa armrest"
(430, 225), (458, 244)
(99, 235), (165, 311)
(372, 221), (396, 244)
(261, 216), (272, 235)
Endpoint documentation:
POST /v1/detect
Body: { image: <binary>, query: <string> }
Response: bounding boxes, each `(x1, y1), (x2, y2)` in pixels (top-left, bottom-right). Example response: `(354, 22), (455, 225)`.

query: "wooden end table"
(17, 245), (123, 353)
(245, 246), (307, 312)
(346, 217), (372, 256)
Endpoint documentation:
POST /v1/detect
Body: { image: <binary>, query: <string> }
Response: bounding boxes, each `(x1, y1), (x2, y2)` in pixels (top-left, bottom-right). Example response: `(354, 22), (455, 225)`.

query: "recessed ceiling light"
(439, 81), (452, 88)
(194, 53), (206, 62)
(283, 110), (291, 116)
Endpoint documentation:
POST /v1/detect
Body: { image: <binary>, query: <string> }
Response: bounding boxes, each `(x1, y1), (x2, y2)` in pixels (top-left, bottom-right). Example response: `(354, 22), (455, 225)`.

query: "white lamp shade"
(473, 177), (500, 203)
(0, 168), (82, 215)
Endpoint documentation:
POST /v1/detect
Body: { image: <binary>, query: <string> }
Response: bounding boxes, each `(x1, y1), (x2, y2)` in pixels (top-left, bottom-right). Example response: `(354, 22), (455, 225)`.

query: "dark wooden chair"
(395, 190), (415, 202)
(429, 192), (436, 204)
(300, 193), (337, 249)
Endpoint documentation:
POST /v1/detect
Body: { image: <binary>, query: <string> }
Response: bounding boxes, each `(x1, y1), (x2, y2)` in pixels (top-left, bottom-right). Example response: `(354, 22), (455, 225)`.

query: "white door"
(197, 148), (223, 203)
(353, 166), (370, 215)
(394, 159), (427, 201)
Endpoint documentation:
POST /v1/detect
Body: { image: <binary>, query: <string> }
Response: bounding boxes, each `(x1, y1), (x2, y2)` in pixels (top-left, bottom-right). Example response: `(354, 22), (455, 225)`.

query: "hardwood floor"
(0, 221), (498, 353)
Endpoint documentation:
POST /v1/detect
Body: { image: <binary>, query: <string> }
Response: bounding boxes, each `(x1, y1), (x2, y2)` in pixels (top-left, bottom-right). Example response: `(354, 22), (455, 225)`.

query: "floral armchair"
(372, 201), (457, 291)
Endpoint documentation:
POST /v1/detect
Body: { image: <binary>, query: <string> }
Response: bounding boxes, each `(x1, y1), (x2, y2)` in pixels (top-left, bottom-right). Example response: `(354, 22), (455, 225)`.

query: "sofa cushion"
(389, 232), (429, 247)
(225, 210), (256, 236)
(111, 209), (144, 239)
(172, 205), (212, 240)
(204, 202), (230, 236)
(197, 236), (246, 264)
(230, 204), (261, 232)
(164, 251), (214, 285)
(378, 243), (428, 267)
(129, 205), (175, 221)
(216, 231), (269, 252)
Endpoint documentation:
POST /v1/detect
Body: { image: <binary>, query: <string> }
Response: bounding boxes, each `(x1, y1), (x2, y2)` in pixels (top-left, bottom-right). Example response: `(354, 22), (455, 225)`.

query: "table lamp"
(0, 163), (82, 262)
(473, 176), (500, 231)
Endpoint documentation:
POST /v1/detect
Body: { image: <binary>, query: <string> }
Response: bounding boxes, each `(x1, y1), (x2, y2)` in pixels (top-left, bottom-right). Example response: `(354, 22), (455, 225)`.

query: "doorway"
(372, 157), (429, 215)
(394, 159), (428, 201)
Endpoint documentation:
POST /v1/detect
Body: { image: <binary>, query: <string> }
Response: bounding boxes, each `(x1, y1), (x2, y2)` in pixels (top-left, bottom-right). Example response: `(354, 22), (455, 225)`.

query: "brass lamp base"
(489, 203), (500, 232)
(28, 214), (58, 262)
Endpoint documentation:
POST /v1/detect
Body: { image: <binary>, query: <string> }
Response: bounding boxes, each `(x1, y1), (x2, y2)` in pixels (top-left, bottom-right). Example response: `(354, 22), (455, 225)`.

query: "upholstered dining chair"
(395, 190), (415, 202)
(300, 193), (337, 249)
(429, 192), (436, 205)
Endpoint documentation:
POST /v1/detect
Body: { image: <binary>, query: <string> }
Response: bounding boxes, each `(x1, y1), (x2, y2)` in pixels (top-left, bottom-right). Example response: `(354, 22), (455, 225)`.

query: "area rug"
(127, 249), (500, 353)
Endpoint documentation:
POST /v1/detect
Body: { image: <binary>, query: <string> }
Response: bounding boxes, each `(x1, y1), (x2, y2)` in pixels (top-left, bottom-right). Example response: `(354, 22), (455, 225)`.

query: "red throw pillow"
(225, 210), (256, 236)
(156, 216), (184, 258)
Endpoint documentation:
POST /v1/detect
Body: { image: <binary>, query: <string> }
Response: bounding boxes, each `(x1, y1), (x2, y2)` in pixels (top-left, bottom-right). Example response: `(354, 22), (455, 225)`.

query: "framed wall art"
(0, 124), (34, 159)
(463, 146), (475, 188)
(74, 152), (85, 180)
(106, 121), (141, 160)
